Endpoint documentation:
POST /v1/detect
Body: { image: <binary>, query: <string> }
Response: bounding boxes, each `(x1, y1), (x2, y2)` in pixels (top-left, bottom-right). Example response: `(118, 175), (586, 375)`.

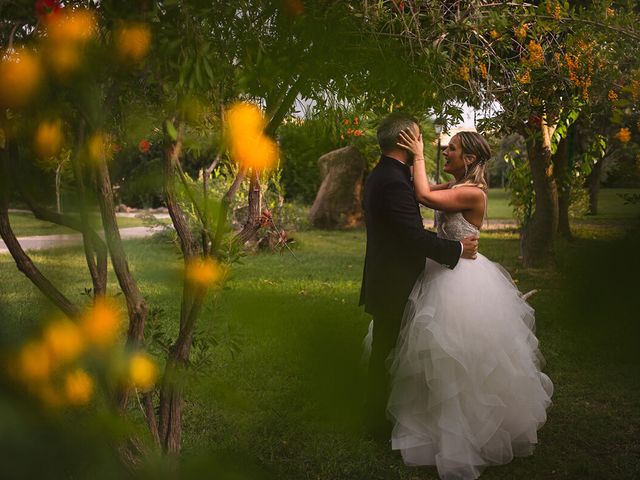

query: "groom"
(360, 112), (478, 439)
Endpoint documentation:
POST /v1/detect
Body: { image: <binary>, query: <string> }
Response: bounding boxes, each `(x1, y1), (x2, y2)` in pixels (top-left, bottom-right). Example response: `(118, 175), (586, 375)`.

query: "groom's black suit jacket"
(359, 155), (461, 318)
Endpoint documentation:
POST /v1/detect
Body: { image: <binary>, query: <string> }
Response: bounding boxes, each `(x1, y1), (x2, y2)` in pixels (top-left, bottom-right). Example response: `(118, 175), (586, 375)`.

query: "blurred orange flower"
(514, 24), (529, 42)
(87, 132), (115, 164)
(478, 63), (488, 80)
(0, 49), (42, 108)
(459, 65), (470, 82)
(526, 40), (544, 67)
(46, 42), (81, 76)
(43, 319), (85, 365)
(128, 352), (158, 391)
(138, 139), (151, 153)
(43, 9), (96, 77)
(517, 70), (531, 84)
(616, 128), (631, 143)
(607, 90), (618, 102)
(47, 9), (96, 44)
(81, 298), (121, 347)
(64, 368), (94, 405)
(227, 102), (266, 138)
(34, 119), (64, 159)
(114, 23), (151, 64)
(18, 341), (51, 382)
(226, 102), (278, 171)
(185, 258), (224, 287)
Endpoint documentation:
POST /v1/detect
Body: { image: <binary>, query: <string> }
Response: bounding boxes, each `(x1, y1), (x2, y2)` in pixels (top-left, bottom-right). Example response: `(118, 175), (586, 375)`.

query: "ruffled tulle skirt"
(385, 254), (553, 480)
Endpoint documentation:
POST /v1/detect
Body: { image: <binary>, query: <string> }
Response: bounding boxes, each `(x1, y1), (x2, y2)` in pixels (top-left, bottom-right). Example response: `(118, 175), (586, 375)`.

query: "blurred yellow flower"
(43, 319), (85, 364)
(490, 30), (500, 40)
(34, 119), (64, 159)
(46, 42), (81, 77)
(128, 352), (158, 391)
(459, 65), (470, 82)
(185, 258), (224, 287)
(81, 298), (121, 347)
(514, 24), (529, 42)
(616, 128), (631, 143)
(607, 90), (618, 102)
(227, 102), (266, 138)
(47, 10), (96, 44)
(18, 341), (51, 382)
(44, 10), (96, 77)
(64, 368), (94, 405)
(526, 40), (544, 67)
(0, 49), (42, 108)
(478, 63), (488, 80)
(232, 134), (279, 171)
(517, 70), (531, 84)
(114, 23), (151, 64)
(87, 132), (114, 164)
(226, 102), (278, 171)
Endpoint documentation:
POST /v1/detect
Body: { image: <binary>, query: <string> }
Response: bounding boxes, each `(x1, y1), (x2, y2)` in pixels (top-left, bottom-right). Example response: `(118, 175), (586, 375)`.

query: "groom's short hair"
(377, 112), (419, 153)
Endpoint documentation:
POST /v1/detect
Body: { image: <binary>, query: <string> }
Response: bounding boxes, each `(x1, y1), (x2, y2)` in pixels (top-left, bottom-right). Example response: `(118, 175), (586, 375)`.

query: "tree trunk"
(521, 123), (559, 267)
(552, 133), (573, 240)
(158, 120), (201, 454)
(237, 169), (262, 245)
(237, 78), (303, 244)
(55, 162), (63, 214)
(70, 120), (107, 297)
(93, 151), (148, 410)
(587, 157), (605, 215)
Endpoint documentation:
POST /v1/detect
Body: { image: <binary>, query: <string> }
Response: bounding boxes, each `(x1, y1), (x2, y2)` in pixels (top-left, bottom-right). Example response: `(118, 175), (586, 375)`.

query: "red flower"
(35, 0), (61, 20)
(283, 0), (304, 16)
(353, 129), (363, 136)
(343, 119), (350, 126)
(353, 117), (359, 125)
(138, 139), (151, 153)
(260, 209), (273, 227)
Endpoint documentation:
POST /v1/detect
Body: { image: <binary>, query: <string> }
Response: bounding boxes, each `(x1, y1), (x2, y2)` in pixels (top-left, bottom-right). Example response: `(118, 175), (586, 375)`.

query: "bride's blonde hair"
(451, 131), (491, 191)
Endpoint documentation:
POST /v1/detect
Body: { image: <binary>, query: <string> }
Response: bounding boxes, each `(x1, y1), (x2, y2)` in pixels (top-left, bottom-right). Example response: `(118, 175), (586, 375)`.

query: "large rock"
(309, 146), (365, 229)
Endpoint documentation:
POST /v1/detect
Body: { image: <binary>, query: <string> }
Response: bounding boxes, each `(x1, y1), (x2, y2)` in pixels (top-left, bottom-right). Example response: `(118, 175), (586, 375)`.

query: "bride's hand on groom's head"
(397, 128), (424, 159)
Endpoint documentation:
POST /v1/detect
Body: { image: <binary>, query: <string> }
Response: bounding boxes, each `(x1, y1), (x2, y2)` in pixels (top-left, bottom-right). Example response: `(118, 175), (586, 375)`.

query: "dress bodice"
(435, 210), (480, 241)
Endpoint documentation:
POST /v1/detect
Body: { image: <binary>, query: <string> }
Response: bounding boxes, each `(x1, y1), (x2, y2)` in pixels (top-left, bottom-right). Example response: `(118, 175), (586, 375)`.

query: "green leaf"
(165, 120), (178, 141)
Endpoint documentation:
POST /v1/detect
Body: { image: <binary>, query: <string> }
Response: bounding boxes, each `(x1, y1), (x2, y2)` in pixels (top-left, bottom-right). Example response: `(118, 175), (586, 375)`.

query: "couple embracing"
(359, 113), (553, 480)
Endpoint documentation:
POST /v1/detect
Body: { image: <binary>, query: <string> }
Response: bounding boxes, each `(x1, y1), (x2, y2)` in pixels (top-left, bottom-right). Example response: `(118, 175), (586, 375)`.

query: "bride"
(386, 129), (554, 479)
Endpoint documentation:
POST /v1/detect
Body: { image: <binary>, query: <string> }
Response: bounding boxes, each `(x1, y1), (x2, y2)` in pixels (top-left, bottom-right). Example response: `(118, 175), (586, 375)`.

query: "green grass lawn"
(1, 218), (639, 478)
(6, 211), (169, 237)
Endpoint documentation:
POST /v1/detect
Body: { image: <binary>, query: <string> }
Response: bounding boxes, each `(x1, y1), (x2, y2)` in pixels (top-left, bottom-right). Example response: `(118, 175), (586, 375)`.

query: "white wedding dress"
(381, 209), (553, 479)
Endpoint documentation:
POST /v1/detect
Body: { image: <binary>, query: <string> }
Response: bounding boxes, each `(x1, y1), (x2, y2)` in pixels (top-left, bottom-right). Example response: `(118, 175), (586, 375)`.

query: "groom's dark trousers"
(359, 155), (461, 438)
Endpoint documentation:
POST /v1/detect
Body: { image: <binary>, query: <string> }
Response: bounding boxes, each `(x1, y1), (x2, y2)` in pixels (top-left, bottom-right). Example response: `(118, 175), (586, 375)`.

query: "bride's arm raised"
(398, 129), (483, 212)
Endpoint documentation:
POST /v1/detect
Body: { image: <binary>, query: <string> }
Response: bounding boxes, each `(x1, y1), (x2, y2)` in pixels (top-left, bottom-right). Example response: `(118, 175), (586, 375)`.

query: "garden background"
(1, 1), (639, 479)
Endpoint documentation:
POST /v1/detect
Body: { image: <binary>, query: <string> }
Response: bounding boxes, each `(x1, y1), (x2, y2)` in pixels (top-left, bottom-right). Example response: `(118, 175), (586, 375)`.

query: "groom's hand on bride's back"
(461, 236), (479, 259)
